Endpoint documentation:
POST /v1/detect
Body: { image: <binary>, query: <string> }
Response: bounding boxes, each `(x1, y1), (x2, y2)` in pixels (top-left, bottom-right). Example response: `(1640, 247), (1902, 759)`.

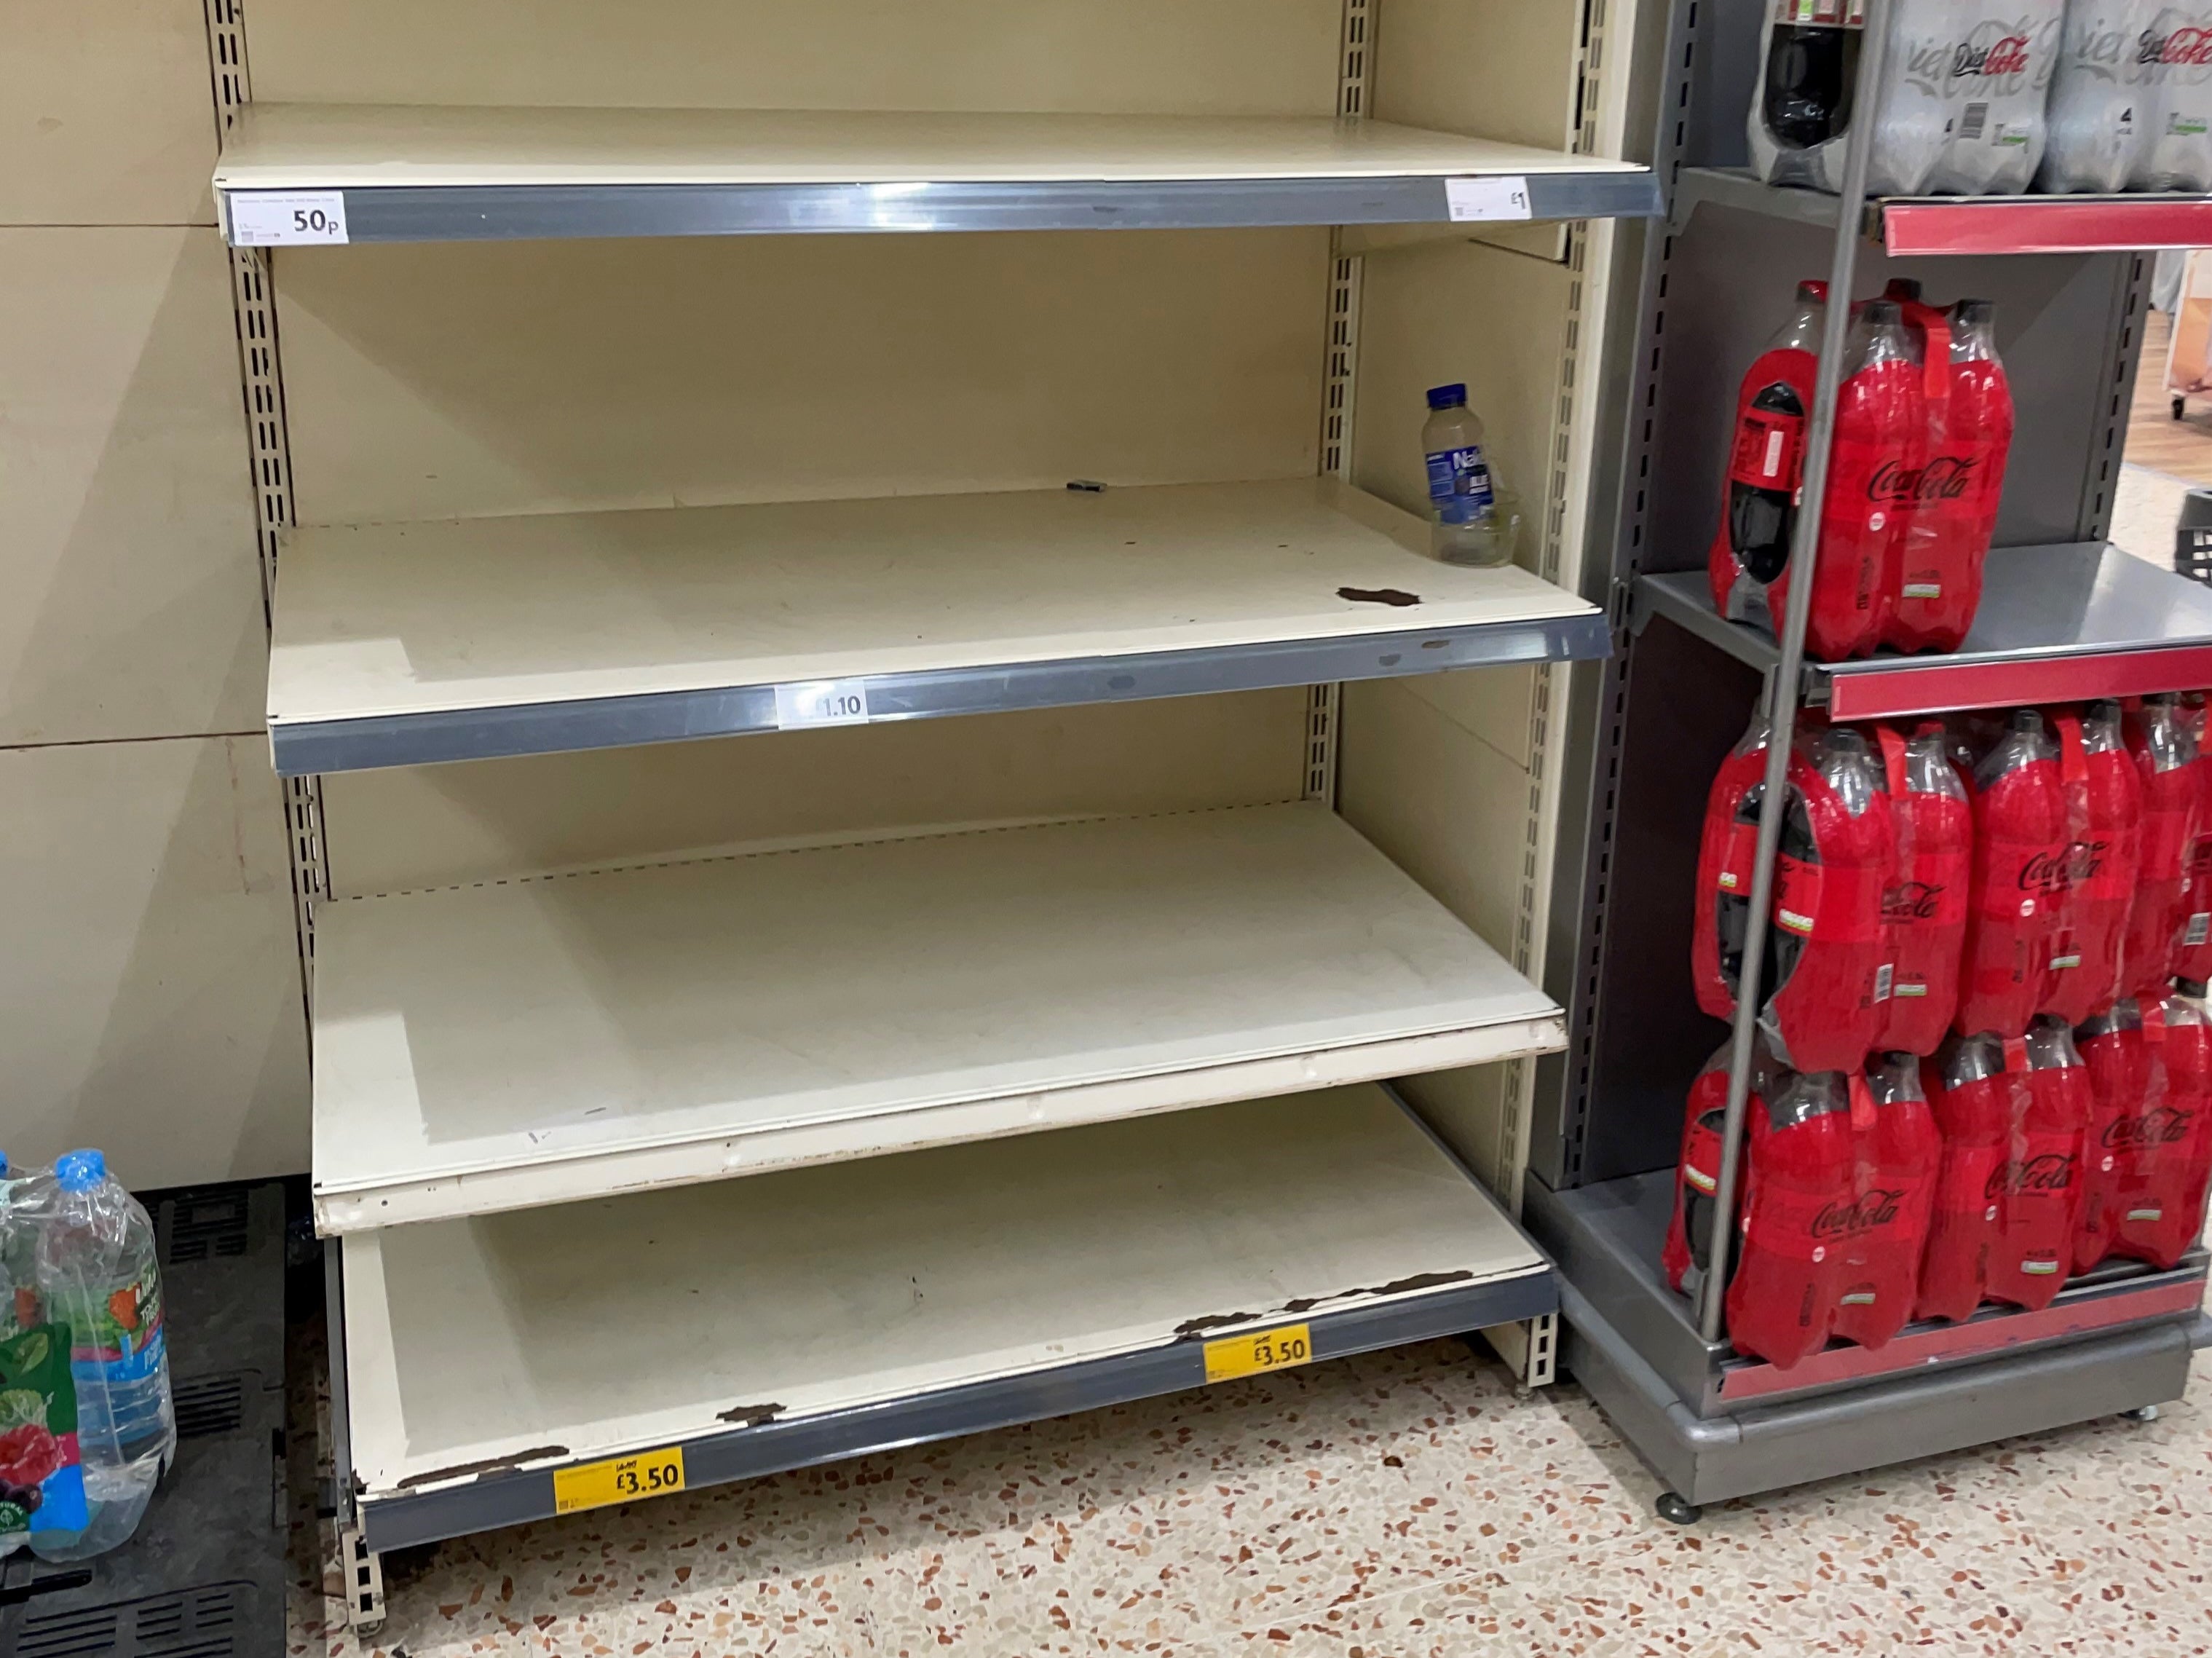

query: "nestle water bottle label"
(1425, 445), (1495, 524)
(1444, 175), (1532, 222)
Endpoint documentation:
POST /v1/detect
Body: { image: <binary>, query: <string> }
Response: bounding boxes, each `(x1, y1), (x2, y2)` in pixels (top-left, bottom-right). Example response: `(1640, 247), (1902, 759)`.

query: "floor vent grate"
(15, 1583), (240, 1658)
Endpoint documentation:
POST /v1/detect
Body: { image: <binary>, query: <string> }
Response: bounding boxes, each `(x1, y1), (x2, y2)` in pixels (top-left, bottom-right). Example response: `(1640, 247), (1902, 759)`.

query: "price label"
(1203, 1322), (1314, 1383)
(773, 678), (872, 728)
(551, 1445), (687, 1515)
(1445, 175), (1534, 223)
(226, 190), (349, 246)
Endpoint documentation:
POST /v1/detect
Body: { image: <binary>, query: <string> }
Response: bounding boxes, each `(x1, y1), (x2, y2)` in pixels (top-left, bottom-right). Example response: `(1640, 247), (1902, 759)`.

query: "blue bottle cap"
(1426, 383), (1468, 411)
(55, 1150), (106, 1192)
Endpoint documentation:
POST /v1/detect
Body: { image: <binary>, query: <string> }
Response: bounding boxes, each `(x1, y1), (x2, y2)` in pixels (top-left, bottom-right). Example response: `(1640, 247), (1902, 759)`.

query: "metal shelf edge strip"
(270, 609), (1613, 775)
(227, 170), (1662, 244)
(352, 1265), (1557, 1554)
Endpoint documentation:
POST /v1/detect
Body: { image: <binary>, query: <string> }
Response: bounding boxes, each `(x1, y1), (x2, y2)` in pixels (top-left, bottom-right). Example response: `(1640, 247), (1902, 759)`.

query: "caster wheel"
(2124, 1403), (2162, 1424)
(1656, 1491), (1704, 1526)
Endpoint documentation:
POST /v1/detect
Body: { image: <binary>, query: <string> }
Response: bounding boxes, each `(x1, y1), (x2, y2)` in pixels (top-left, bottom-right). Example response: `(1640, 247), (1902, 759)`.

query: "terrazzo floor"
(288, 1324), (2212, 1657)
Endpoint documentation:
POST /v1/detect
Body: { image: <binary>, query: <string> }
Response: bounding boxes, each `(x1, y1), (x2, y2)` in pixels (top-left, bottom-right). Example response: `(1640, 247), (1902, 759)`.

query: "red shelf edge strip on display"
(1822, 644), (2212, 722)
(1717, 1273), (2204, 1403)
(1881, 197), (2212, 258)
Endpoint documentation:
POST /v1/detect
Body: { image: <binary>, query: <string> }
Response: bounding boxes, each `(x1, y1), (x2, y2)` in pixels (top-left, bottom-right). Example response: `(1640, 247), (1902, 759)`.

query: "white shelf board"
(311, 802), (1563, 1233)
(218, 102), (1643, 191)
(267, 478), (1605, 773)
(341, 1083), (1547, 1496)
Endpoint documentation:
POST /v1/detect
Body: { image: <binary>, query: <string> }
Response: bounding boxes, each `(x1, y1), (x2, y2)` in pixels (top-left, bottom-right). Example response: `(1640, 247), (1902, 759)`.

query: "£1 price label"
(1444, 175), (1533, 223)
(551, 1446), (687, 1515)
(226, 190), (349, 246)
(1202, 1322), (1314, 1384)
(773, 678), (872, 728)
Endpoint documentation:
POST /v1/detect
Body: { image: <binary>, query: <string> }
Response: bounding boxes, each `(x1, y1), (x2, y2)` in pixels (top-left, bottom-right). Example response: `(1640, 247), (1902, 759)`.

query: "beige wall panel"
(1351, 237), (1565, 759)
(1353, 236), (1567, 541)
(322, 690), (1308, 897)
(0, 737), (309, 1186)
(245, 0), (1340, 117)
(1336, 675), (1528, 955)
(1399, 1060), (1512, 1197)
(1372, 0), (1579, 150)
(0, 0), (216, 226)
(274, 230), (1328, 526)
(1, 227), (266, 743)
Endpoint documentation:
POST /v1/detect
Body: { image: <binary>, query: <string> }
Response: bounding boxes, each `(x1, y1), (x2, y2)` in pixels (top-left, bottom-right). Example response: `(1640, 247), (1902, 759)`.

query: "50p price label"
(774, 678), (872, 728)
(227, 190), (350, 246)
(552, 1446), (687, 1515)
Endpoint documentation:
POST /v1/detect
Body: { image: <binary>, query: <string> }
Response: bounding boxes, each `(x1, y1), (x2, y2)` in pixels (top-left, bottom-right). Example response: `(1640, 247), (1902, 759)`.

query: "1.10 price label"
(551, 1446), (687, 1515)
(773, 678), (872, 729)
(1202, 1322), (1314, 1384)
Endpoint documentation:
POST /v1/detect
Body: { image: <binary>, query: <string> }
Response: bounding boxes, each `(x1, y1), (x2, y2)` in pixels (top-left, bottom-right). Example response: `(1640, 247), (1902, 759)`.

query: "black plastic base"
(0, 1184), (287, 1658)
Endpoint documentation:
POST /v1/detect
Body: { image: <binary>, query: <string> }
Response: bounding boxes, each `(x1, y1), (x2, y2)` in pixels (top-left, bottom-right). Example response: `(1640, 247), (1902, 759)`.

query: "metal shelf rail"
(215, 103), (1663, 244)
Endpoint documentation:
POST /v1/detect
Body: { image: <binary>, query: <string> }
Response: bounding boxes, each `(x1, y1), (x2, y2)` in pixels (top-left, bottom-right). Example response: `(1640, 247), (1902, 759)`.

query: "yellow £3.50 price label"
(1203, 1322), (1314, 1383)
(552, 1445), (687, 1515)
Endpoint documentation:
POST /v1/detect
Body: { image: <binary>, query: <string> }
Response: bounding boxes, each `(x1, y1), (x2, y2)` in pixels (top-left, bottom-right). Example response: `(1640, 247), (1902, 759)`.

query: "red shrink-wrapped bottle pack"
(1872, 722), (1971, 1053)
(1723, 1061), (1938, 1369)
(1710, 280), (2012, 664)
(1957, 711), (2068, 1040)
(2075, 990), (2212, 1274)
(1917, 1021), (2090, 1322)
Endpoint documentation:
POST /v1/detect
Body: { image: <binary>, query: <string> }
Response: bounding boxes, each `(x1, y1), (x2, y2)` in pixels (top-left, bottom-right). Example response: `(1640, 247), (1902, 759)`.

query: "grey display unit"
(1534, 0), (2212, 1517)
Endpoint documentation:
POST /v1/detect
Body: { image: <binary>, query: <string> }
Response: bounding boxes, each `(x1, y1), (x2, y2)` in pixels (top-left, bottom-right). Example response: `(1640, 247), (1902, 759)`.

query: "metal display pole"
(1696, 0), (1891, 1342)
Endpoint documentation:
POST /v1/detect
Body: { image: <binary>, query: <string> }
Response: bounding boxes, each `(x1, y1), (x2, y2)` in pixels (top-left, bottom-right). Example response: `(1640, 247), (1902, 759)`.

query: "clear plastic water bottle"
(31, 1151), (171, 1560)
(1422, 384), (1516, 567)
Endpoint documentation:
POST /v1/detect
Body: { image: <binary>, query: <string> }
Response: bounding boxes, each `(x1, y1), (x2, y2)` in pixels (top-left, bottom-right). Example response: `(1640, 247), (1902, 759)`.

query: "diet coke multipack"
(1751, 0), (2063, 197)
(2041, 3), (2212, 191)
(1710, 283), (2014, 664)
(1674, 695), (2212, 1365)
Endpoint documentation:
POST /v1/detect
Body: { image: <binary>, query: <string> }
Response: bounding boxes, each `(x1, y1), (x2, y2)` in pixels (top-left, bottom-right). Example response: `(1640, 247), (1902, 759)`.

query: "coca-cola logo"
(2139, 25), (2212, 66)
(1984, 1153), (2076, 1199)
(1956, 33), (2031, 76)
(1811, 1189), (1905, 1239)
(1869, 457), (1976, 505)
(2020, 837), (2109, 896)
(2103, 1107), (2195, 1148)
(1882, 880), (1946, 922)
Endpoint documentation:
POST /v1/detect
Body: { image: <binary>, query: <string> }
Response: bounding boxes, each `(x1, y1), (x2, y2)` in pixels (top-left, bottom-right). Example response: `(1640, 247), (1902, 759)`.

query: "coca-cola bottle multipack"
(1724, 1062), (1938, 1367)
(1886, 299), (2014, 654)
(1663, 1041), (1763, 1296)
(1750, 1), (2064, 197)
(1770, 299), (1921, 661)
(1710, 283), (1828, 635)
(2074, 988), (2212, 1269)
(2120, 693), (2202, 996)
(1958, 710), (2070, 1038)
(1763, 727), (1897, 1071)
(1918, 1019), (2090, 1319)
(1873, 722), (1972, 1052)
(2175, 691), (2212, 982)
(2041, 1), (2212, 193)
(1691, 712), (1774, 1022)
(2034, 703), (2142, 1024)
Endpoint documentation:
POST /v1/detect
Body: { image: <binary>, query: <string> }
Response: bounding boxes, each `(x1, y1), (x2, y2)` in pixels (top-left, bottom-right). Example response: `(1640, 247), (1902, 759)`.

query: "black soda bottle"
(1762, 3), (1863, 151)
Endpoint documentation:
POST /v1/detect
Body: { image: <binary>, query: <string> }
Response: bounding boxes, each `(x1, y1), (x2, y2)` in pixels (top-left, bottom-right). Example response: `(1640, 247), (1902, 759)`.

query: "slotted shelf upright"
(209, 0), (1669, 1614)
(1530, 0), (2212, 1517)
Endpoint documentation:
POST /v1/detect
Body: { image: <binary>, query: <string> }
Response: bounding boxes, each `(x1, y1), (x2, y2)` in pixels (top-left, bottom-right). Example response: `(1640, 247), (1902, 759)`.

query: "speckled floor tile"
(288, 1325), (2212, 1657)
